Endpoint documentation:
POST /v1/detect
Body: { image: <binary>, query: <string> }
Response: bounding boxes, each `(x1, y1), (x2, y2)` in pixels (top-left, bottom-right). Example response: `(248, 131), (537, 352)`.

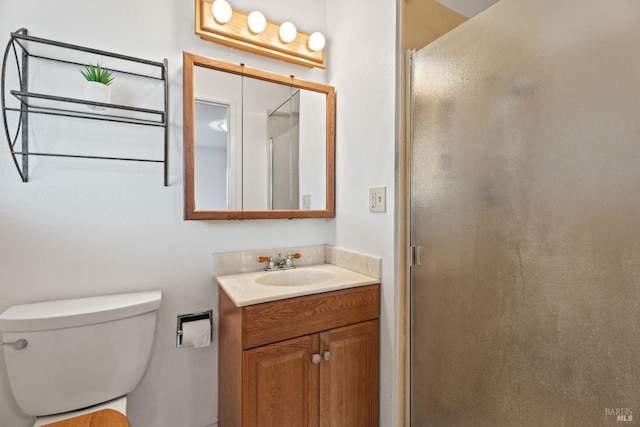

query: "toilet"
(0, 290), (162, 426)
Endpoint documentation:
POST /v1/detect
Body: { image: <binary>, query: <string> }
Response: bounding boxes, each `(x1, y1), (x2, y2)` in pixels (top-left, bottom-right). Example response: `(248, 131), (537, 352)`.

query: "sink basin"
(254, 269), (335, 287)
(217, 264), (379, 306)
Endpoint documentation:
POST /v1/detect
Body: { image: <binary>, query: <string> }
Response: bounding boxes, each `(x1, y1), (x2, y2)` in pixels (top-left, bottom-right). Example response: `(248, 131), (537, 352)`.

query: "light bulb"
(247, 11), (266, 34)
(212, 0), (232, 24)
(279, 22), (297, 43)
(307, 32), (325, 52)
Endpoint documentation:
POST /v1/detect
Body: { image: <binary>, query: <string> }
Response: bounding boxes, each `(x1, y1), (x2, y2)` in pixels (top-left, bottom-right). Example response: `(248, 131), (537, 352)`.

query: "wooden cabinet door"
(319, 320), (379, 427)
(243, 334), (320, 427)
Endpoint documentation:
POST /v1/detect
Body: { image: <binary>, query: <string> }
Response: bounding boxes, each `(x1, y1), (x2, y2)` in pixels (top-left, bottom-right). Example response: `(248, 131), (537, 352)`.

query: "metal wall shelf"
(1, 28), (170, 185)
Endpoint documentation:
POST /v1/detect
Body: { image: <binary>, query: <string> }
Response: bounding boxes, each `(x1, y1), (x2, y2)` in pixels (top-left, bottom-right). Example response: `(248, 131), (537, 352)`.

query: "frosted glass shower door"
(410, 0), (640, 425)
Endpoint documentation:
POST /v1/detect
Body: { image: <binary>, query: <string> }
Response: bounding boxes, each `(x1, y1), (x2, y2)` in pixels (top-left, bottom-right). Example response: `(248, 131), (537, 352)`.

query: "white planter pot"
(83, 81), (111, 110)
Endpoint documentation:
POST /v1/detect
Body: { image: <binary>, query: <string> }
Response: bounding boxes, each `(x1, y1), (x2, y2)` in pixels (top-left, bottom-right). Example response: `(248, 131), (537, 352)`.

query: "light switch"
(369, 187), (386, 213)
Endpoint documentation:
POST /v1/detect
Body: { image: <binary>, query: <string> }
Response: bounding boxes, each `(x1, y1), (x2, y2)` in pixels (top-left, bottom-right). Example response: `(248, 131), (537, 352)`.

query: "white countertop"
(216, 264), (379, 307)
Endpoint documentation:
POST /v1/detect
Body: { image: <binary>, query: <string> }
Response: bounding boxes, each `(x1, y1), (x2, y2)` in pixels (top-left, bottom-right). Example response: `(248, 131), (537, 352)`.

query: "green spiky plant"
(80, 62), (115, 86)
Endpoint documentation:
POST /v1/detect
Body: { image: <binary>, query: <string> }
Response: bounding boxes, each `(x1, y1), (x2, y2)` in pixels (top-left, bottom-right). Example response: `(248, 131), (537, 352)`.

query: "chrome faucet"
(258, 253), (301, 271)
(274, 254), (287, 269)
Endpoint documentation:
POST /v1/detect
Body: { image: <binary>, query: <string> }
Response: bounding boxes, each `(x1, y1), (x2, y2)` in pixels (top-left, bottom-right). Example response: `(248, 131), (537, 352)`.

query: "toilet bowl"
(0, 291), (162, 426)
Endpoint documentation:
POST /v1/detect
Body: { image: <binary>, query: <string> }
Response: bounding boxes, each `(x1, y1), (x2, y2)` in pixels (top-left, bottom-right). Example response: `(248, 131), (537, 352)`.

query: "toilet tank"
(0, 290), (161, 417)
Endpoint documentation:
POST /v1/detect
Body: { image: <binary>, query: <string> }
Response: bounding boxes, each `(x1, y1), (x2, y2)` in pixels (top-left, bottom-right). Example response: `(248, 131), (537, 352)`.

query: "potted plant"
(80, 62), (114, 108)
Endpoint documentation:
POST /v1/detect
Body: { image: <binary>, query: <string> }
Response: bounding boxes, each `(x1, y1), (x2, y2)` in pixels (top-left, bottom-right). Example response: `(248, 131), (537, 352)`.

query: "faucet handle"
(285, 253), (301, 268)
(258, 256), (275, 270)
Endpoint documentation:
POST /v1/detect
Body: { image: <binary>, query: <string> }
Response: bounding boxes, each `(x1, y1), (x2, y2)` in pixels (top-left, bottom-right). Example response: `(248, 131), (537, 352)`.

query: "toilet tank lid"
(0, 290), (162, 332)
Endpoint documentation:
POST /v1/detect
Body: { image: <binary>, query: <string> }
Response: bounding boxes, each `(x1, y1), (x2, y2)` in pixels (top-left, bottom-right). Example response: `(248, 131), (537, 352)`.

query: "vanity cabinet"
(218, 284), (379, 427)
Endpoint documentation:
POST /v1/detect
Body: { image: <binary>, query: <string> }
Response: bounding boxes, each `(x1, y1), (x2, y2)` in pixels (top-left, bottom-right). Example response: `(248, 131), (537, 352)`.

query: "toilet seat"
(33, 397), (128, 427)
(41, 409), (129, 427)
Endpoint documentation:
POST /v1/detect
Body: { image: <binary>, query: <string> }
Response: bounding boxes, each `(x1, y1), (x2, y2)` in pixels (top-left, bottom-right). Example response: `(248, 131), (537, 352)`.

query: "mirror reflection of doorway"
(194, 100), (231, 210)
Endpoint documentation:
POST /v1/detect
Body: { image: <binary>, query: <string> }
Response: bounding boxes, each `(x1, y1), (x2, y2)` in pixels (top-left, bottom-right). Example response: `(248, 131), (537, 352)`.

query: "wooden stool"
(42, 409), (130, 427)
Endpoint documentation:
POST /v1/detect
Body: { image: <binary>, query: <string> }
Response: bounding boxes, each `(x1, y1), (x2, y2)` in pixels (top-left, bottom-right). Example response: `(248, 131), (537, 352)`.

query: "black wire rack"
(1, 28), (170, 185)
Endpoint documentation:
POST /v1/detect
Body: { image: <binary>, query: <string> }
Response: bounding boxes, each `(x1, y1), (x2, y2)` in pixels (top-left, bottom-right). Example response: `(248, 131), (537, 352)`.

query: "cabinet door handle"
(311, 353), (322, 365)
(323, 351), (332, 361)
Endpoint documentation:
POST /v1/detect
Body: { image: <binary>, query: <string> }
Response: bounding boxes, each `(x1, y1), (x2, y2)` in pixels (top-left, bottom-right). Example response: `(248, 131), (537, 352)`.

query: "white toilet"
(0, 290), (162, 426)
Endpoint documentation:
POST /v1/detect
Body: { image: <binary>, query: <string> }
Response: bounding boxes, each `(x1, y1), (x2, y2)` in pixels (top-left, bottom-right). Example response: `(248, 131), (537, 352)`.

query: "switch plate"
(369, 187), (386, 213)
(302, 194), (311, 210)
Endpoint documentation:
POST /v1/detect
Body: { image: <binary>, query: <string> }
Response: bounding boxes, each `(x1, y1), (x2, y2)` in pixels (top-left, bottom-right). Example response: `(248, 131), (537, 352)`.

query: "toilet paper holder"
(176, 310), (213, 348)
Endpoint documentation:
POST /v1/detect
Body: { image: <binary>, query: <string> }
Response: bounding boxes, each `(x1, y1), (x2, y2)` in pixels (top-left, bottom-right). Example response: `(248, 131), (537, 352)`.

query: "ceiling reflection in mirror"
(184, 52), (335, 220)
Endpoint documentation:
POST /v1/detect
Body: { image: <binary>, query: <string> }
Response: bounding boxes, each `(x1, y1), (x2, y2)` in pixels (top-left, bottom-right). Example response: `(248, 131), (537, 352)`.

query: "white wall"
(327, 0), (399, 425)
(0, 1), (398, 427)
(435, 0), (499, 17)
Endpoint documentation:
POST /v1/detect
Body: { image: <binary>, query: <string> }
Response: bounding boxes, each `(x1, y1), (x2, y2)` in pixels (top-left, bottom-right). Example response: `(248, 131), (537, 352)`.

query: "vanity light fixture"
(195, 0), (326, 68)
(211, 0), (232, 24)
(279, 22), (297, 43)
(247, 11), (266, 34)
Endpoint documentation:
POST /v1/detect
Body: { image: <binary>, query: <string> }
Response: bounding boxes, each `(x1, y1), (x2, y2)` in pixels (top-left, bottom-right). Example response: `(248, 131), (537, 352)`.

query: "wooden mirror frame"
(183, 52), (335, 220)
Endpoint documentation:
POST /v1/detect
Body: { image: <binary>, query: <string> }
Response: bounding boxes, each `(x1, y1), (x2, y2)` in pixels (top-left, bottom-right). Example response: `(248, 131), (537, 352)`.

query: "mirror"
(183, 52), (335, 220)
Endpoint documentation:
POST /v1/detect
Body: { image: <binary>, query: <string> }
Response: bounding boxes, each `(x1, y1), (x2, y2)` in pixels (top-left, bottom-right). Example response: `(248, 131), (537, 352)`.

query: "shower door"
(409, 0), (640, 425)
